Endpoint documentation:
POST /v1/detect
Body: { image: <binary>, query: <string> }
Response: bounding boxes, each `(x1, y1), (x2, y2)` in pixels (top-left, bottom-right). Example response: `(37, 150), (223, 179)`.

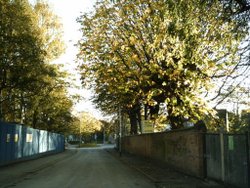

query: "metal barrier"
(0, 121), (64, 166)
(206, 133), (249, 188)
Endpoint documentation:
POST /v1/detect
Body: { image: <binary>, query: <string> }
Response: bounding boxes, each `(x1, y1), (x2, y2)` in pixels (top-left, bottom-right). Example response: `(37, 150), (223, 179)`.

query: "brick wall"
(122, 126), (206, 178)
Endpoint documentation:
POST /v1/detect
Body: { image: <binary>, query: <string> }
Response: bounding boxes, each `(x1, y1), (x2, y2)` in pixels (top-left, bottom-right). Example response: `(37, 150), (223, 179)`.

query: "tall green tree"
(0, 0), (73, 133)
(77, 0), (247, 133)
(0, 0), (45, 121)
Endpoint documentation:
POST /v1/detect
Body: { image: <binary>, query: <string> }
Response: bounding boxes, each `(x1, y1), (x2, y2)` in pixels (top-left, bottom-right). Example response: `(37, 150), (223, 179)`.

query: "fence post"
(220, 131), (225, 182)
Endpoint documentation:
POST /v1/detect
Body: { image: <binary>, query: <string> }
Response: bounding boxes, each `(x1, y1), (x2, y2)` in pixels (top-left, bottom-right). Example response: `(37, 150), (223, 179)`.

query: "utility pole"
(225, 110), (229, 132)
(103, 124), (105, 144)
(79, 123), (81, 147)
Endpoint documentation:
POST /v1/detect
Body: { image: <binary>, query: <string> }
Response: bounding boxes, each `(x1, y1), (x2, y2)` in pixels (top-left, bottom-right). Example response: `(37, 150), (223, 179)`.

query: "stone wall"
(122, 127), (206, 178)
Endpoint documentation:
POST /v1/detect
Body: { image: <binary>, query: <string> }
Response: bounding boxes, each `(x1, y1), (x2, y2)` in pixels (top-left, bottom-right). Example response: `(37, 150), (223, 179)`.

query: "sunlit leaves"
(0, 0), (72, 133)
(33, 1), (65, 62)
(79, 112), (102, 134)
(77, 0), (244, 129)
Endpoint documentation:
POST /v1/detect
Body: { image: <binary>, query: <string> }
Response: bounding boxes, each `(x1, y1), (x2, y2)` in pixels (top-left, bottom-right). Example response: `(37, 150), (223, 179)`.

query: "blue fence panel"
(14, 124), (22, 159)
(22, 126), (29, 157)
(57, 134), (63, 152)
(39, 130), (47, 153)
(59, 135), (65, 152)
(0, 122), (6, 165)
(5, 123), (15, 163)
(49, 132), (57, 151)
(0, 121), (65, 166)
(34, 128), (40, 155)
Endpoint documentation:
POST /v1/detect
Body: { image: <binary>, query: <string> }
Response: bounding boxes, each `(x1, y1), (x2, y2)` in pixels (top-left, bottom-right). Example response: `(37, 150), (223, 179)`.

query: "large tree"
(77, 0), (247, 132)
(0, 0), (45, 121)
(0, 0), (73, 133)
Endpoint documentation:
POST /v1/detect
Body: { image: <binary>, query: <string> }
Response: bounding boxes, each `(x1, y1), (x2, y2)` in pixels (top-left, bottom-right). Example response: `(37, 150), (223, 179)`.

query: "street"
(0, 145), (154, 188)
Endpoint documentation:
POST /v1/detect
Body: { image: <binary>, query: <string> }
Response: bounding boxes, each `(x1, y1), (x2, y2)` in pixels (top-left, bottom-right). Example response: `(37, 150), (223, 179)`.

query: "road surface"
(0, 145), (154, 188)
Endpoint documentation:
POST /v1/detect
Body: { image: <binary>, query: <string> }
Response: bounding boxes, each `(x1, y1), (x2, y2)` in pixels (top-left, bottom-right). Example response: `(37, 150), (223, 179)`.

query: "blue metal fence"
(0, 121), (65, 166)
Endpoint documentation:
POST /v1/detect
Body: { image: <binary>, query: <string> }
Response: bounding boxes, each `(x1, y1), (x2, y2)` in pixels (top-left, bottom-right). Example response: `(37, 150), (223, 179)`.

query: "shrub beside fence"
(0, 121), (65, 167)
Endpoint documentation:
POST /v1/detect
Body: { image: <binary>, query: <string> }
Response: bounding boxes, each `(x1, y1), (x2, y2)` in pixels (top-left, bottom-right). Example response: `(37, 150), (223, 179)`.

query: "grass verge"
(78, 143), (100, 148)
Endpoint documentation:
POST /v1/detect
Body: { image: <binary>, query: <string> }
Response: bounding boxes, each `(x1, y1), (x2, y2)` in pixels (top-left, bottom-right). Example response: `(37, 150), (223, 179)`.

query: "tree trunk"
(20, 92), (25, 124)
(0, 68), (7, 121)
(0, 89), (3, 121)
(144, 104), (148, 120)
(169, 116), (183, 130)
(129, 111), (138, 134)
(149, 104), (159, 120)
(137, 108), (142, 133)
(128, 103), (141, 135)
(32, 109), (38, 128)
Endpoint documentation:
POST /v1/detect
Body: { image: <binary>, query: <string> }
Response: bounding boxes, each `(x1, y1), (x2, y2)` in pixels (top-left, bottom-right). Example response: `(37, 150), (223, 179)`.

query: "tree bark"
(128, 103), (141, 135)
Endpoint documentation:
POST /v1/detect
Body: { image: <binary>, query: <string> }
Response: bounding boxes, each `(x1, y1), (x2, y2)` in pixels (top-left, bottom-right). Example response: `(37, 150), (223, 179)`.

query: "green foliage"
(239, 110), (250, 131)
(69, 112), (102, 143)
(77, 0), (247, 132)
(70, 112), (101, 134)
(78, 143), (99, 148)
(100, 119), (115, 135)
(205, 109), (250, 133)
(0, 0), (73, 134)
(33, 0), (65, 62)
(79, 112), (102, 134)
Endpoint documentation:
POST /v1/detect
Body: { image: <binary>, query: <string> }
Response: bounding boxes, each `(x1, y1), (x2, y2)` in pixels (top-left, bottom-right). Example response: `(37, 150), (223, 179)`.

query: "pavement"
(106, 148), (225, 188)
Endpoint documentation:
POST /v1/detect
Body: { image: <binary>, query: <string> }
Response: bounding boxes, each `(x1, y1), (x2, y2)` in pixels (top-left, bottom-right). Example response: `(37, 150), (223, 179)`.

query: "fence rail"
(0, 121), (65, 166)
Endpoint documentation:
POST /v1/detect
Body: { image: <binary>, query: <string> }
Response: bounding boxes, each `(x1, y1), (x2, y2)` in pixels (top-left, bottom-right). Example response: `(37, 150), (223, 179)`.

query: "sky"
(45, 0), (104, 119)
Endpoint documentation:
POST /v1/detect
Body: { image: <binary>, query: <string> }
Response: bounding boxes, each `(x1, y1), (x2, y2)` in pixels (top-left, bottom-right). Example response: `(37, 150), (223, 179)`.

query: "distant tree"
(79, 112), (102, 133)
(100, 119), (116, 140)
(76, 112), (102, 142)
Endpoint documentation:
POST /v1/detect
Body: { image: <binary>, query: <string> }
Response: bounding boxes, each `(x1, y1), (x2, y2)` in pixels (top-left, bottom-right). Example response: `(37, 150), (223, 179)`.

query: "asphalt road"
(0, 145), (154, 188)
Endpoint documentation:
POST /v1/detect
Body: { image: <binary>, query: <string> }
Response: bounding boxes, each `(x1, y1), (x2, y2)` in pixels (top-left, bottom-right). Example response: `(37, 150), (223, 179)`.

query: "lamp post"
(103, 124), (105, 144)
(79, 123), (81, 147)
